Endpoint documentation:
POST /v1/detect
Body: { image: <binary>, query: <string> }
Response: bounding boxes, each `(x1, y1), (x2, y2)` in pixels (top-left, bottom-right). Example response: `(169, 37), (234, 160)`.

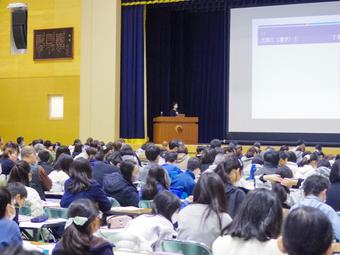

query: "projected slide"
(252, 15), (340, 119)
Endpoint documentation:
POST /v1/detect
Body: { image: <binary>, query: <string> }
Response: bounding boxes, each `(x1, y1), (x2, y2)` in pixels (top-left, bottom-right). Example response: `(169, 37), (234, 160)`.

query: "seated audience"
(296, 152), (318, 178)
(170, 157), (201, 198)
(49, 154), (73, 192)
(72, 143), (83, 158)
(52, 199), (114, 255)
(103, 160), (139, 207)
(279, 206), (333, 255)
(141, 166), (169, 200)
(255, 149), (279, 176)
(55, 146), (71, 161)
(21, 146), (52, 200)
(0, 142), (19, 176)
(60, 158), (111, 213)
(175, 145), (190, 171)
(200, 148), (217, 172)
(286, 151), (299, 177)
(8, 161), (43, 216)
(212, 189), (283, 255)
(290, 175), (340, 241)
(0, 187), (22, 251)
(124, 191), (181, 250)
(7, 182), (27, 224)
(162, 151), (182, 182)
(38, 150), (53, 174)
(327, 159), (340, 211)
(89, 149), (119, 187)
(214, 156), (246, 218)
(316, 159), (331, 179)
(241, 147), (257, 176)
(139, 144), (166, 184)
(177, 172), (232, 248)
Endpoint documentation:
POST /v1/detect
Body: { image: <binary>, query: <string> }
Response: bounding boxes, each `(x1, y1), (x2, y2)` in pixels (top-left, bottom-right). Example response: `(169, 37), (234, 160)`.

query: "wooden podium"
(153, 116), (199, 144)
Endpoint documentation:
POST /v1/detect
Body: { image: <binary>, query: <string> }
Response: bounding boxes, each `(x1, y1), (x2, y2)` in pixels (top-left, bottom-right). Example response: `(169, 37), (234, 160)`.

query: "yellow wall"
(0, 0), (80, 144)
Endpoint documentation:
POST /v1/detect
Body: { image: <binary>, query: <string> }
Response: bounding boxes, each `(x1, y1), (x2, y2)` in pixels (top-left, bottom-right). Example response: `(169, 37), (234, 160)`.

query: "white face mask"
(234, 180), (241, 187)
(171, 212), (179, 224)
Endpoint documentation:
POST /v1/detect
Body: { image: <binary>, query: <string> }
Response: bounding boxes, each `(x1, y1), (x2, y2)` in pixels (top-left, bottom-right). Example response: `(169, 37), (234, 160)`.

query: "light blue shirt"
(290, 195), (340, 241)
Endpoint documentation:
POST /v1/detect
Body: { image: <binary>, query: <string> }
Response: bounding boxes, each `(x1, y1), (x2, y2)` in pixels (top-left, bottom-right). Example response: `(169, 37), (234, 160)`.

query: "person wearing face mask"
(290, 175), (340, 241)
(0, 187), (22, 251)
(122, 191), (181, 251)
(7, 161), (44, 217)
(21, 146), (52, 201)
(60, 158), (111, 213)
(6, 182), (27, 224)
(103, 160), (140, 207)
(214, 156), (245, 218)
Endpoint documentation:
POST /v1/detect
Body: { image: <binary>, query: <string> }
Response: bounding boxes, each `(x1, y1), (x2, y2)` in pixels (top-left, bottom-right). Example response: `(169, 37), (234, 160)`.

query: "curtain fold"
(120, 6), (145, 139)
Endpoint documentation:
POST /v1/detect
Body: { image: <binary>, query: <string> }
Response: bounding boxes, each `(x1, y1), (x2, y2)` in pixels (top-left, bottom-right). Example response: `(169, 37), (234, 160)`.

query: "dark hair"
(107, 151), (122, 166)
(86, 147), (98, 160)
(67, 158), (92, 193)
(119, 160), (136, 183)
(317, 160), (330, 169)
(142, 166), (169, 200)
(164, 151), (177, 163)
(7, 182), (27, 199)
(152, 191), (181, 222)
(54, 153), (73, 174)
(279, 145), (289, 152)
(187, 157), (201, 171)
(56, 146), (71, 160)
(303, 175), (329, 196)
(287, 151), (297, 163)
(8, 160), (31, 186)
(252, 156), (264, 165)
(193, 172), (227, 232)
(283, 207), (333, 255)
(73, 139), (82, 146)
(245, 147), (257, 158)
(85, 137), (93, 146)
(120, 144), (135, 157)
(145, 144), (161, 162)
(214, 155), (242, 184)
(263, 150), (280, 167)
(0, 246), (44, 255)
(169, 140), (180, 150)
(196, 145), (206, 155)
(330, 159), (340, 183)
(73, 144), (83, 154)
(2, 142), (19, 158)
(0, 187), (11, 218)
(315, 144), (322, 151)
(38, 150), (50, 163)
(60, 199), (100, 255)
(200, 148), (217, 165)
(210, 139), (222, 149)
(223, 189), (282, 242)
(16, 137), (24, 145)
(279, 151), (288, 160)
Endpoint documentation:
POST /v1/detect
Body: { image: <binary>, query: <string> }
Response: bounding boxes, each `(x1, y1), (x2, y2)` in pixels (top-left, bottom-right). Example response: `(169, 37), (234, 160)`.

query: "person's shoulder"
(0, 219), (20, 232)
(90, 236), (114, 254)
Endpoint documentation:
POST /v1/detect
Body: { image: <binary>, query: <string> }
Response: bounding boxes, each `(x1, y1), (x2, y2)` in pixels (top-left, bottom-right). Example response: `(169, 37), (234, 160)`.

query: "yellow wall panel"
(0, 0), (80, 144)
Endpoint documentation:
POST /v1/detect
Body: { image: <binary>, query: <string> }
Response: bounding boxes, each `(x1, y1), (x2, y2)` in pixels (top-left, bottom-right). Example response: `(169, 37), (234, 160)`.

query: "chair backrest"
(158, 239), (212, 255)
(139, 200), (153, 209)
(44, 207), (68, 219)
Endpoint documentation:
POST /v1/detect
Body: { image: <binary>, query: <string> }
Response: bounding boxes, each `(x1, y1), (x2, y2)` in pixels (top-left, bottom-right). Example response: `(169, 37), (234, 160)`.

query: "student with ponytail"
(214, 155), (246, 218)
(141, 166), (169, 200)
(52, 199), (114, 255)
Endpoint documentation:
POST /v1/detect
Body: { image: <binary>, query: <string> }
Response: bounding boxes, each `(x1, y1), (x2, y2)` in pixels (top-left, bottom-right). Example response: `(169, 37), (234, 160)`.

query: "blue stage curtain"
(120, 6), (145, 139)
(146, 8), (226, 143)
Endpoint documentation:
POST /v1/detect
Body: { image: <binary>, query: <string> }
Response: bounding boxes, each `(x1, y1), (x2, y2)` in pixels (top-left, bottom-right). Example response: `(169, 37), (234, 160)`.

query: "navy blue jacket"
(327, 182), (340, 211)
(90, 159), (119, 187)
(1, 158), (14, 176)
(170, 171), (195, 199)
(60, 178), (112, 212)
(225, 183), (246, 218)
(52, 236), (114, 255)
(103, 172), (139, 207)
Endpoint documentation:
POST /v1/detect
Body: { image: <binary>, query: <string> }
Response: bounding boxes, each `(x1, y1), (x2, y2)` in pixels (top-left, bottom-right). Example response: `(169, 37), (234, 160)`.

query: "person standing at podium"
(169, 102), (179, 116)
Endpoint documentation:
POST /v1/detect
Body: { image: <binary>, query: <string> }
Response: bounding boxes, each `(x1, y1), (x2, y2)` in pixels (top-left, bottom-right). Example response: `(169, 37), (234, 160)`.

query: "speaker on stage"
(12, 9), (27, 50)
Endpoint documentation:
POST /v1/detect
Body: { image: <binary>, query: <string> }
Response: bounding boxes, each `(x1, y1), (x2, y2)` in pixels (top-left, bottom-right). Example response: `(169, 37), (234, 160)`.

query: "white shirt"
(212, 236), (282, 255)
(125, 214), (175, 249)
(48, 170), (69, 192)
(25, 186), (44, 217)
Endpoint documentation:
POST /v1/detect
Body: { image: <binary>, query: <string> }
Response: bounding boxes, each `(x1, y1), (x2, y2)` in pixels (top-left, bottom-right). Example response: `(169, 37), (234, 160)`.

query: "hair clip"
(65, 216), (88, 229)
